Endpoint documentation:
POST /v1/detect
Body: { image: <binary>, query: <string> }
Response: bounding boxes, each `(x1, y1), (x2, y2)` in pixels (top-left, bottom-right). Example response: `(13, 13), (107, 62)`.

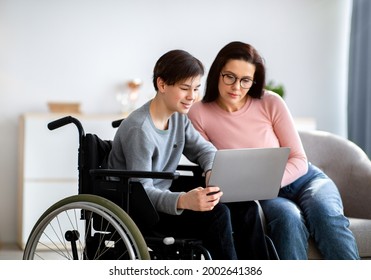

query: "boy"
(108, 49), (237, 259)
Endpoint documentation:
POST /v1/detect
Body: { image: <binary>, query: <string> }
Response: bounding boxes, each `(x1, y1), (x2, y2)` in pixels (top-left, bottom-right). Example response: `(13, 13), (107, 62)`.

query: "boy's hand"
(177, 186), (223, 211)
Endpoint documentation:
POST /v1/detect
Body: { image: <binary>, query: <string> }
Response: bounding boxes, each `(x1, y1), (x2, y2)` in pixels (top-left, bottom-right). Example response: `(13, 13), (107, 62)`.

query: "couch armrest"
(343, 158), (371, 219)
(299, 130), (371, 219)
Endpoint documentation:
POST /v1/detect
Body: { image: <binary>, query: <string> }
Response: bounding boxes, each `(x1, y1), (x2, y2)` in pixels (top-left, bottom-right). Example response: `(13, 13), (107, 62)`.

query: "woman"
(108, 49), (237, 259)
(188, 41), (360, 259)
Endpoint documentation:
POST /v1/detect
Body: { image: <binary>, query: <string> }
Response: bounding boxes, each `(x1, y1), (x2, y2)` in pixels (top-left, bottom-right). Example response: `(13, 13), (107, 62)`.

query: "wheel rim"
(23, 195), (150, 260)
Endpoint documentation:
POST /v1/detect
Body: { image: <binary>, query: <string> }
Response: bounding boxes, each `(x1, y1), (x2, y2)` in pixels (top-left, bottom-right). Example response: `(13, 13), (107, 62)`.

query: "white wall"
(0, 0), (352, 244)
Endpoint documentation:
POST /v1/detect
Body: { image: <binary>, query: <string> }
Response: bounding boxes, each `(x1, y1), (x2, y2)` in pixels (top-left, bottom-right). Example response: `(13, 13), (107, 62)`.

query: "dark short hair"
(153, 49), (204, 91)
(203, 41), (266, 103)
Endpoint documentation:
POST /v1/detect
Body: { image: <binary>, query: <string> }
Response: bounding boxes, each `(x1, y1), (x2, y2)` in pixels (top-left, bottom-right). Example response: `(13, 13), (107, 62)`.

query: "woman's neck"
(216, 95), (249, 112)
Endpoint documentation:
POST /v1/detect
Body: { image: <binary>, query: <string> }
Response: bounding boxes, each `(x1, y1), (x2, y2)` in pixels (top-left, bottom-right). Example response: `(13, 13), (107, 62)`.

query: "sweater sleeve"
(111, 124), (184, 215)
(267, 93), (308, 186)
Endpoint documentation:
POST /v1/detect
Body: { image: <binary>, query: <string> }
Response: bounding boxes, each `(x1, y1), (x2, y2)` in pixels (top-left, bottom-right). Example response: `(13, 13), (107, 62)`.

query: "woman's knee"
(263, 205), (304, 236)
(274, 208), (304, 229)
(261, 199), (302, 223)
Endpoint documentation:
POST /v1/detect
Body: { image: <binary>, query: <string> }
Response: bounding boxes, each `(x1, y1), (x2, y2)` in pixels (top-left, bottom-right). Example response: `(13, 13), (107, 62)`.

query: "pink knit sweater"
(188, 91), (308, 187)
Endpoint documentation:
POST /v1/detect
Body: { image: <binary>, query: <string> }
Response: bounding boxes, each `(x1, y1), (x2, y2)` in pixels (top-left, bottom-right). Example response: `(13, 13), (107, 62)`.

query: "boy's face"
(162, 75), (202, 114)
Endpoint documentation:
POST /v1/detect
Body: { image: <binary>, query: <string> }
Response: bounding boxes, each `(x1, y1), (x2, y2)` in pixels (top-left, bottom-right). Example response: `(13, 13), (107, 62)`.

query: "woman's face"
(217, 59), (256, 112)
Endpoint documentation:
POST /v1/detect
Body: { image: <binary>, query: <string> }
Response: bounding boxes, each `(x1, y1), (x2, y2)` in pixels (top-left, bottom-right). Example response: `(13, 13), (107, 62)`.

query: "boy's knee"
(213, 203), (231, 219)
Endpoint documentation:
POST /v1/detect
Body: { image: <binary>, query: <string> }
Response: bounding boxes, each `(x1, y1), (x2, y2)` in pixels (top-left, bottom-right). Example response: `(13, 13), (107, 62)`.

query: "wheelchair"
(22, 115), (211, 260)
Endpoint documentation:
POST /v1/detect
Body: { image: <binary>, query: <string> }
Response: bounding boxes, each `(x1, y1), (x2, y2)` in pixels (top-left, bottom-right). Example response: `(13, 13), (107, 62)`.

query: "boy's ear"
(157, 77), (166, 93)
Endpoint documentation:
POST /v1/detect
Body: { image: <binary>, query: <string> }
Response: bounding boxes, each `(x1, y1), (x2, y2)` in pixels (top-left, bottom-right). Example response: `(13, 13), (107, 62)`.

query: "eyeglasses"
(220, 73), (255, 89)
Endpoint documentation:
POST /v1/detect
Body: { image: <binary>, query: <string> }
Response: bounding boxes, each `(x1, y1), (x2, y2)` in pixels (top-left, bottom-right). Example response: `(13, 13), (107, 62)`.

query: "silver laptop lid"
(209, 147), (290, 202)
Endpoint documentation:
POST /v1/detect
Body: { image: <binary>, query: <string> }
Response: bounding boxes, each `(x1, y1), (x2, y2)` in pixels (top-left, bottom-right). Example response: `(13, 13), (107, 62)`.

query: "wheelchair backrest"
(80, 133), (112, 195)
(81, 133), (159, 230)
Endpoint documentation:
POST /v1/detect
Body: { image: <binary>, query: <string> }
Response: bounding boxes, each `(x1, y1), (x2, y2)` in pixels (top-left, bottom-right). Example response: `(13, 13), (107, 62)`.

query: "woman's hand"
(177, 186), (222, 211)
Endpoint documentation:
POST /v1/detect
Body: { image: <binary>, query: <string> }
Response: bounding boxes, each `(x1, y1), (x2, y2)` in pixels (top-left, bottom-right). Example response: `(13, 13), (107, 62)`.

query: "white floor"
(0, 243), (23, 260)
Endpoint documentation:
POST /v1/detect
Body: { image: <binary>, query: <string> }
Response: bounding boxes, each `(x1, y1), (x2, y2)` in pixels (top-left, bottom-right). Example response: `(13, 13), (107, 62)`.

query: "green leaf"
(265, 80), (285, 98)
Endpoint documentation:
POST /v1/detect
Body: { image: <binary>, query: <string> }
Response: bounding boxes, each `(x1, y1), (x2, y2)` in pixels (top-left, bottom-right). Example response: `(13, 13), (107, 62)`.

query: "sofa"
(297, 130), (371, 259)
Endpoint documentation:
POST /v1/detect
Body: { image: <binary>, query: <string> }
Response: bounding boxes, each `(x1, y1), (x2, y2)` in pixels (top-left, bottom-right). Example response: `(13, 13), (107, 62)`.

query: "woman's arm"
(268, 93), (308, 186)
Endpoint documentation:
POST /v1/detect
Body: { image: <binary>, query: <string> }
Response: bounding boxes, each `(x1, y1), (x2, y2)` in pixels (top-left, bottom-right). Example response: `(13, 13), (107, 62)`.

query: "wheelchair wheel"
(23, 194), (150, 260)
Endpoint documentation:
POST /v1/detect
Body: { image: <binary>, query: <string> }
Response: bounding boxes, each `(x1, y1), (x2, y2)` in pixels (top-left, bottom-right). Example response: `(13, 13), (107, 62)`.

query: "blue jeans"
(260, 163), (360, 260)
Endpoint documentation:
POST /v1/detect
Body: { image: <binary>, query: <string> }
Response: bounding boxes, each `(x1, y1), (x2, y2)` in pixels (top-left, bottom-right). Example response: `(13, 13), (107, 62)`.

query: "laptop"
(208, 147), (290, 202)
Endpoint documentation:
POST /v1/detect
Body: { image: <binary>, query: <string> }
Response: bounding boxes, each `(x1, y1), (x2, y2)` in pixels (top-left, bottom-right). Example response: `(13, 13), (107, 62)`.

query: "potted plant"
(265, 80), (285, 99)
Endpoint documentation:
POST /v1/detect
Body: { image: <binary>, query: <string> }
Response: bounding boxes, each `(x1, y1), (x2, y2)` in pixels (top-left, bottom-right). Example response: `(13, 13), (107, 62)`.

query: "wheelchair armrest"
(89, 169), (174, 229)
(176, 164), (202, 171)
(90, 169), (180, 180)
(177, 164), (204, 174)
(176, 164), (204, 178)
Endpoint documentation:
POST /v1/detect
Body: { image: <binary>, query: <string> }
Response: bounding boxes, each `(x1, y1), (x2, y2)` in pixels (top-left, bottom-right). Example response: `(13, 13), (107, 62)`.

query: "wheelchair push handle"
(112, 118), (124, 128)
(47, 116), (75, 130)
(47, 116), (85, 139)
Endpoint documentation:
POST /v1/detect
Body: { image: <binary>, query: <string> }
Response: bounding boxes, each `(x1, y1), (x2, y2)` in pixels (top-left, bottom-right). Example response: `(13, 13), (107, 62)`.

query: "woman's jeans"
(259, 163), (360, 260)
